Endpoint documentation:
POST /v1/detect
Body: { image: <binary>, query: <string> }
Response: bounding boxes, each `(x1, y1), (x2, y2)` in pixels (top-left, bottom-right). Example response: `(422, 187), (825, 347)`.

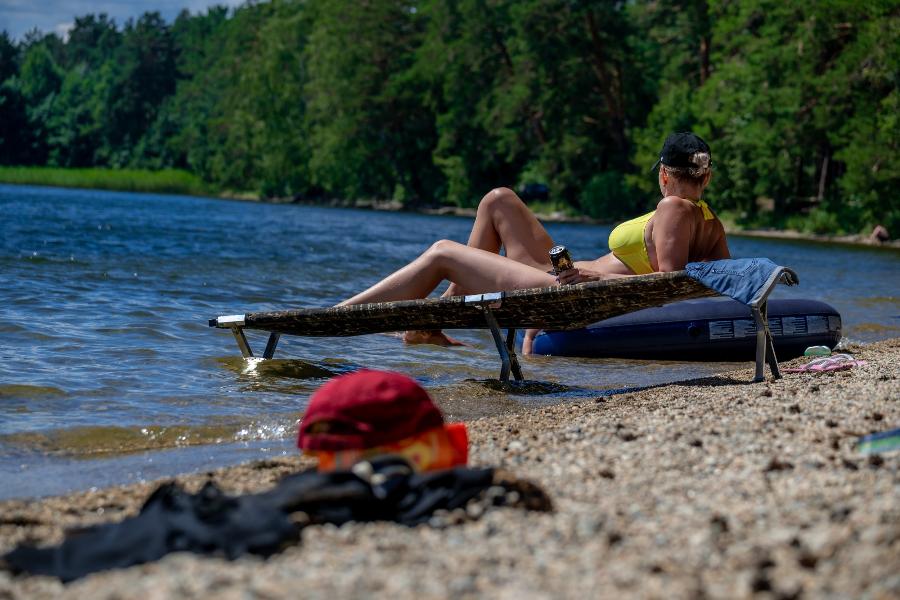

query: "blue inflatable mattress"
(531, 298), (841, 361)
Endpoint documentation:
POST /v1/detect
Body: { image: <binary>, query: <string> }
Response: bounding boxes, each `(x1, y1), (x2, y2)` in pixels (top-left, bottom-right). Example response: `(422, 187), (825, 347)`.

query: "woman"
(339, 132), (730, 352)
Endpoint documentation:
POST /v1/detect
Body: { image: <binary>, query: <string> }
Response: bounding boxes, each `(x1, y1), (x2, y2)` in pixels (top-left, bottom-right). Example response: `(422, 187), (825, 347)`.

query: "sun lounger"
(210, 269), (790, 383)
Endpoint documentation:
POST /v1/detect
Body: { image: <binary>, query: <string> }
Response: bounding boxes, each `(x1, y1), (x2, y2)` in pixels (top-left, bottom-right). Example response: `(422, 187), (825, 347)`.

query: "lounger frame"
(210, 270), (787, 383)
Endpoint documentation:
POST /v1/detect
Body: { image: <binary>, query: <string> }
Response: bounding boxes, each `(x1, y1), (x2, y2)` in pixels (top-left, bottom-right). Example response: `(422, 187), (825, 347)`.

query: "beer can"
(549, 245), (574, 274)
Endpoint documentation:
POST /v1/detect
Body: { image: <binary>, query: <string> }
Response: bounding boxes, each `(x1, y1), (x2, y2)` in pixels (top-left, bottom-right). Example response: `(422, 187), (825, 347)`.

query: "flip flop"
(858, 428), (900, 455)
(783, 353), (867, 373)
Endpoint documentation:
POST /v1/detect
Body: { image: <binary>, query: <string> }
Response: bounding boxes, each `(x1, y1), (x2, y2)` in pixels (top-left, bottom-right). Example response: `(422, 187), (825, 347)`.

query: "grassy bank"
(0, 166), (211, 196)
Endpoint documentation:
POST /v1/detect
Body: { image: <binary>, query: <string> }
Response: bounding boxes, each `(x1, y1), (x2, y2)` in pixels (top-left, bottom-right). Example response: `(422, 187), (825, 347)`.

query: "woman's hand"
(556, 267), (604, 285)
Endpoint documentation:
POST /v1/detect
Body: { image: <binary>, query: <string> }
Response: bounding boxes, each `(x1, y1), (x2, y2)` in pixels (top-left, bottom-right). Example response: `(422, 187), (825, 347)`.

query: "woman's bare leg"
(339, 240), (555, 307)
(443, 187), (555, 297)
(396, 188), (557, 344)
(340, 188), (555, 345)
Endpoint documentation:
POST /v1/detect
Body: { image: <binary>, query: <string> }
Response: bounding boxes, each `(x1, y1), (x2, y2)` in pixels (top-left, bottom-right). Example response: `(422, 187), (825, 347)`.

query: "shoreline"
(249, 196), (900, 250)
(3, 179), (898, 251)
(2, 338), (897, 598)
(724, 228), (900, 251)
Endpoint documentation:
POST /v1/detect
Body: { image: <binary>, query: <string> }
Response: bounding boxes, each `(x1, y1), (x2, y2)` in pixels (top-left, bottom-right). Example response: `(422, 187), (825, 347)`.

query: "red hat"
(298, 370), (445, 451)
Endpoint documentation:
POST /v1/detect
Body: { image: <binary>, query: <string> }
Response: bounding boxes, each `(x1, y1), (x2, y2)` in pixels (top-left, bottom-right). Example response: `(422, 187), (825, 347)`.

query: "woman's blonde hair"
(663, 151), (711, 184)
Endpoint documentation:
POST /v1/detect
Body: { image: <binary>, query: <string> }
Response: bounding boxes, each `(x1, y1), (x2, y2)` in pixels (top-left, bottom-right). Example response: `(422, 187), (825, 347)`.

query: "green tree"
(42, 15), (121, 166)
(62, 14), (121, 70)
(416, 0), (651, 211)
(828, 4), (900, 233)
(0, 31), (18, 82)
(0, 31), (30, 164)
(202, 1), (307, 194)
(0, 80), (30, 164)
(238, 2), (314, 197)
(17, 40), (64, 163)
(101, 12), (175, 165)
(303, 0), (439, 202)
(150, 6), (232, 177)
(1, 0), (894, 233)
(414, 0), (523, 206)
(629, 0), (899, 234)
(627, 0), (714, 209)
(504, 1), (648, 214)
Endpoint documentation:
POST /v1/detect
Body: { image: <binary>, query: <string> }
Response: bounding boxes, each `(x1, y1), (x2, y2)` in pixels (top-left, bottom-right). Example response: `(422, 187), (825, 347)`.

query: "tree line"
(0, 0), (896, 233)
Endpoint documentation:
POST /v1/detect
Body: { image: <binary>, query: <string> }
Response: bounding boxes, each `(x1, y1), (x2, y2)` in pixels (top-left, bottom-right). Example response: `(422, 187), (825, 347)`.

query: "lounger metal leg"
(746, 268), (796, 382)
(761, 302), (781, 380)
(230, 326), (254, 358)
(752, 307), (766, 382)
(482, 307), (525, 382)
(752, 303), (781, 382)
(483, 308), (511, 381)
(263, 333), (281, 359)
(506, 328), (524, 381)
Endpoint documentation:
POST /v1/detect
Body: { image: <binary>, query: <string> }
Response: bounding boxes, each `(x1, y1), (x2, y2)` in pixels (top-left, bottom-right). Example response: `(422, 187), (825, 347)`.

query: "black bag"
(4, 457), (550, 581)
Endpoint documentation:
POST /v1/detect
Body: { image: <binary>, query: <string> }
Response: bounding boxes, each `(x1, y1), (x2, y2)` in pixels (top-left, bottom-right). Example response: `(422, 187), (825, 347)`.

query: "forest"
(0, 0), (897, 233)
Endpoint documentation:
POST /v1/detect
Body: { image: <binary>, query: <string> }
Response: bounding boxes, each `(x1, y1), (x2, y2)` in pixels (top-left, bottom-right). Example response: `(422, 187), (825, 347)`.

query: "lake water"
(2, 184), (898, 499)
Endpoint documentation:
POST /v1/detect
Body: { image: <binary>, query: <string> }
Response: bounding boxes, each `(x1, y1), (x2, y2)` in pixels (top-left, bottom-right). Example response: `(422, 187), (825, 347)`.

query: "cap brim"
(650, 158), (661, 172)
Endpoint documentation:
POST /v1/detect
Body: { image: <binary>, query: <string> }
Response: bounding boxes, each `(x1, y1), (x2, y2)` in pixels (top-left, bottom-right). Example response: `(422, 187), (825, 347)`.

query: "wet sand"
(2, 339), (898, 599)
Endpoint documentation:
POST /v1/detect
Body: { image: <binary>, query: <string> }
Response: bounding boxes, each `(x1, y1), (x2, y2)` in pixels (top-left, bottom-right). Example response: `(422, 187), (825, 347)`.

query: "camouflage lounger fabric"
(236, 272), (716, 336)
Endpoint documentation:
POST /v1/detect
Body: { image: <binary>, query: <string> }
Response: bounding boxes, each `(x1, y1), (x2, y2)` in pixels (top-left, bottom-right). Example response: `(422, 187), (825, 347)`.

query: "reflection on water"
(1, 418), (296, 458)
(0, 439), (297, 500)
(0, 384), (68, 399)
(216, 356), (347, 380)
(1, 183), (898, 499)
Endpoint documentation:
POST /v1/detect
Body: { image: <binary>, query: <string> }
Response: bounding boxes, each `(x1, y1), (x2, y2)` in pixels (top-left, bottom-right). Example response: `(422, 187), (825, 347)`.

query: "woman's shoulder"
(654, 195), (699, 214)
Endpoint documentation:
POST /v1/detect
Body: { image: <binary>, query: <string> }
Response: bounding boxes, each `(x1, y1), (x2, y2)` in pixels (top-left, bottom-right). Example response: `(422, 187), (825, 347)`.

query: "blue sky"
(0, 0), (245, 40)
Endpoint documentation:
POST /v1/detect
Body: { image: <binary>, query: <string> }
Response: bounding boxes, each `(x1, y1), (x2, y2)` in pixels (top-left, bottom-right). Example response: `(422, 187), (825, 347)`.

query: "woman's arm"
(556, 263), (629, 285)
(711, 229), (731, 260)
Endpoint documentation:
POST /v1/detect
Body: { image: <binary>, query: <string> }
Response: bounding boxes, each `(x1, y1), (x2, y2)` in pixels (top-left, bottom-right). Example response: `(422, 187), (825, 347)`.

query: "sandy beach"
(1, 338), (897, 599)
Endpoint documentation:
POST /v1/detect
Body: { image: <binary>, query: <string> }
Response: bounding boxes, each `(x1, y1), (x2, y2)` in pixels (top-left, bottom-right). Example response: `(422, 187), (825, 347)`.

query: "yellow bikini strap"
(695, 199), (714, 220)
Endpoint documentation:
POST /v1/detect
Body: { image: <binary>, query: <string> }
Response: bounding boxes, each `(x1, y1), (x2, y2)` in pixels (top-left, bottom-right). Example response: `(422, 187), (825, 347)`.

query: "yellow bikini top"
(692, 198), (715, 221)
(607, 197), (715, 276)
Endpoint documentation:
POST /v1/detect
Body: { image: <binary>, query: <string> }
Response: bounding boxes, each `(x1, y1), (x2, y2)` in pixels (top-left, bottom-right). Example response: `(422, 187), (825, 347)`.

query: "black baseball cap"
(651, 132), (711, 172)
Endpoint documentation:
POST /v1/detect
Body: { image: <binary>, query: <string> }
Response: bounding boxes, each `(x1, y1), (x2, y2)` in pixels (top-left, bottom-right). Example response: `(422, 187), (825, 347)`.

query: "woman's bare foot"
(402, 330), (467, 346)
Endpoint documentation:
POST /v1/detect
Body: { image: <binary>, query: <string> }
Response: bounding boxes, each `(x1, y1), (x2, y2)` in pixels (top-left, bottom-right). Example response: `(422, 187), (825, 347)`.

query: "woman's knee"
(477, 187), (523, 216)
(426, 239), (463, 265)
